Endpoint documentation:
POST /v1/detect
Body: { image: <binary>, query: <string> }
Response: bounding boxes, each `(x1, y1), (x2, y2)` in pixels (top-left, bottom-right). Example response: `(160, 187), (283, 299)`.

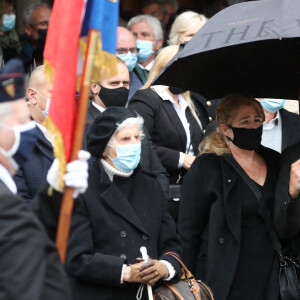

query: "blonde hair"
(168, 11), (208, 45)
(200, 93), (265, 156)
(143, 45), (202, 129)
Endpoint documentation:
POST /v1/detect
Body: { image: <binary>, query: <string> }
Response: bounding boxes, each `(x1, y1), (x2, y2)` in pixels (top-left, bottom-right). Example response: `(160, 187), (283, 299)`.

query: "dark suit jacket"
(274, 141), (300, 240)
(13, 127), (53, 203)
(205, 108), (300, 152)
(178, 147), (280, 300)
(65, 161), (181, 300)
(128, 70), (143, 101)
(0, 180), (71, 299)
(129, 88), (204, 183)
(85, 103), (170, 198)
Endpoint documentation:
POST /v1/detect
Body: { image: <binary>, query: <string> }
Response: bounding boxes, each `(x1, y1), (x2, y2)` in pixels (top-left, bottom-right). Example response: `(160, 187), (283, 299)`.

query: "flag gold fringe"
(43, 116), (66, 191)
(43, 59), (55, 84)
(77, 36), (117, 91)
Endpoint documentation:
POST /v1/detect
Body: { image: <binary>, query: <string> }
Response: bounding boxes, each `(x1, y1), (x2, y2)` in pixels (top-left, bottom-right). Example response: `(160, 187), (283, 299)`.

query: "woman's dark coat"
(178, 146), (280, 300)
(129, 88), (203, 183)
(66, 160), (182, 300)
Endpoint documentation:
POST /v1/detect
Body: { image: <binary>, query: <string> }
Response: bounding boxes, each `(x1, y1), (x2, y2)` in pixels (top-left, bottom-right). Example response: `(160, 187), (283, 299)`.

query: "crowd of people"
(1, 0), (300, 300)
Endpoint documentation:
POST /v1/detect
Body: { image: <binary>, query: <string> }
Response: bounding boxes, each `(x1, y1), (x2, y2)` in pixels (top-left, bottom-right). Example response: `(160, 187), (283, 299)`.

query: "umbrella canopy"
(153, 0), (300, 100)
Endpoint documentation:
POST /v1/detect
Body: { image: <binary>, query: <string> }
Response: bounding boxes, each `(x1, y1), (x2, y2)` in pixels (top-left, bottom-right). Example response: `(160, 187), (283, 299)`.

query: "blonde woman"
(168, 11), (208, 45)
(178, 93), (281, 300)
(129, 45), (203, 222)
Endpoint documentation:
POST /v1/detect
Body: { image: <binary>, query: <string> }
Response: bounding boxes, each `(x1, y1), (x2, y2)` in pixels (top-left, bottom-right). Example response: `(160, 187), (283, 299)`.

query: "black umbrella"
(153, 0), (300, 101)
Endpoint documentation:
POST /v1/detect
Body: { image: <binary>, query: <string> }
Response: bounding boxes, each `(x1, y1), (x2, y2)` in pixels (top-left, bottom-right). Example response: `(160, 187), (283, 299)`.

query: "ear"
(27, 88), (37, 104)
(154, 40), (163, 51)
(24, 24), (32, 36)
(90, 81), (100, 95)
(219, 124), (232, 139)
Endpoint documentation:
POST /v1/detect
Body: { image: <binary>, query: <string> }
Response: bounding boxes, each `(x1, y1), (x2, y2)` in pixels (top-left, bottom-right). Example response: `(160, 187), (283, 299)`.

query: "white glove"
(47, 150), (91, 198)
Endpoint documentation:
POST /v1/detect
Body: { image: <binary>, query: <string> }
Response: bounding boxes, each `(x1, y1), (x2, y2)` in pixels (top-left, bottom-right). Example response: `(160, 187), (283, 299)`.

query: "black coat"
(0, 181), (71, 299)
(178, 147), (280, 300)
(129, 88), (204, 183)
(190, 92), (220, 130)
(205, 108), (300, 152)
(274, 141), (300, 240)
(65, 161), (182, 300)
(85, 102), (170, 198)
(13, 127), (53, 203)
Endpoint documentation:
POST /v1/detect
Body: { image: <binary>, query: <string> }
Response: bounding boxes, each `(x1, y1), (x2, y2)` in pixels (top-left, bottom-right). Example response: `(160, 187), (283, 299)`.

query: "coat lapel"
(161, 100), (187, 151)
(221, 157), (241, 243)
(36, 128), (54, 161)
(88, 161), (149, 235)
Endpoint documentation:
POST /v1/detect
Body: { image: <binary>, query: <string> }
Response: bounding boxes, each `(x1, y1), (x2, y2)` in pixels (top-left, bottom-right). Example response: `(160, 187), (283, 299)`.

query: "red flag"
(43, 0), (86, 184)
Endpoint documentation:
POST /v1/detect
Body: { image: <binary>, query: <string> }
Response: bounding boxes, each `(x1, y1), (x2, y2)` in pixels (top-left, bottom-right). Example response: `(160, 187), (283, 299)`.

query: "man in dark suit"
(86, 58), (170, 198)
(14, 64), (54, 203)
(0, 59), (71, 299)
(205, 98), (300, 153)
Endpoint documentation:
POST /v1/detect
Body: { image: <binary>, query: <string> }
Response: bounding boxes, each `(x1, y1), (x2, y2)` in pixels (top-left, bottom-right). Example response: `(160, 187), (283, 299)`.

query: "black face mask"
(99, 86), (129, 108)
(227, 125), (262, 150)
(37, 28), (48, 45)
(169, 86), (187, 95)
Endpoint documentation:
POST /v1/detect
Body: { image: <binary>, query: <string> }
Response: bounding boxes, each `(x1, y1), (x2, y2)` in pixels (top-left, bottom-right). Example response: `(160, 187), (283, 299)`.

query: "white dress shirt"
(0, 164), (17, 194)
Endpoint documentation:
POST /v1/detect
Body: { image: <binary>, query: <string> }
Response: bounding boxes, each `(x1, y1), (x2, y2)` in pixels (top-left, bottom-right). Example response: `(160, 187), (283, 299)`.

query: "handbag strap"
(223, 154), (284, 260)
(164, 252), (193, 278)
(223, 154), (262, 202)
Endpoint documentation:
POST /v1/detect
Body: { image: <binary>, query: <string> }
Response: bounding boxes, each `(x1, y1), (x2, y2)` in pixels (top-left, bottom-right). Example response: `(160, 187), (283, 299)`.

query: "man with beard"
(22, 3), (51, 71)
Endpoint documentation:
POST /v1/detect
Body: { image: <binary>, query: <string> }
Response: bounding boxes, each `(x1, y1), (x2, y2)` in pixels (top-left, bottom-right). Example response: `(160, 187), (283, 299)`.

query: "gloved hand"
(47, 150), (91, 198)
(140, 259), (169, 286)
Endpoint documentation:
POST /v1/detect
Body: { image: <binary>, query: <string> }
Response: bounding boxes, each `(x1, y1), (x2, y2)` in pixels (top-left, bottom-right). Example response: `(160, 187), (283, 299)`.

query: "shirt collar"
(151, 85), (190, 109)
(263, 111), (281, 130)
(138, 59), (154, 71)
(92, 101), (106, 112)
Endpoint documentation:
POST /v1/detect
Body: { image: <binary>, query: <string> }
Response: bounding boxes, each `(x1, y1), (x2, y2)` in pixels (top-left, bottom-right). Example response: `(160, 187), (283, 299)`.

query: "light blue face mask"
(136, 40), (154, 63)
(260, 98), (286, 113)
(0, 14), (16, 32)
(34, 89), (51, 116)
(116, 52), (138, 72)
(109, 142), (141, 172)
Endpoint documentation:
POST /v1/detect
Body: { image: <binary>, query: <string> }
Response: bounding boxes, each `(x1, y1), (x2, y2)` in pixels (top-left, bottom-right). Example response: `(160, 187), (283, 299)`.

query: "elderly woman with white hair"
(168, 11), (208, 45)
(66, 107), (181, 300)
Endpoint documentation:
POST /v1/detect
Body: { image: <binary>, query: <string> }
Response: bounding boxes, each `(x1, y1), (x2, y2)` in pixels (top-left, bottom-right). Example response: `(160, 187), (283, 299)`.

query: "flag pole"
(56, 29), (100, 263)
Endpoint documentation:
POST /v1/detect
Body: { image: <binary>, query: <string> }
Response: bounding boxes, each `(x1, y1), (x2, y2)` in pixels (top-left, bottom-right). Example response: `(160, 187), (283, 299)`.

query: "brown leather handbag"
(154, 252), (214, 300)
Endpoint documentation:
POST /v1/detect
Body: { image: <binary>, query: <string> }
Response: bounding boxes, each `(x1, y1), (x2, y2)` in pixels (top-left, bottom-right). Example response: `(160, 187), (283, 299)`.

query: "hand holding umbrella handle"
(140, 247), (154, 300)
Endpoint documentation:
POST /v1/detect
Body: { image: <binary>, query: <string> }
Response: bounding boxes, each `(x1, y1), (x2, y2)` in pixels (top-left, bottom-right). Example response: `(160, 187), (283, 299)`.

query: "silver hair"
(23, 3), (51, 25)
(168, 11), (208, 45)
(103, 115), (145, 156)
(127, 15), (163, 42)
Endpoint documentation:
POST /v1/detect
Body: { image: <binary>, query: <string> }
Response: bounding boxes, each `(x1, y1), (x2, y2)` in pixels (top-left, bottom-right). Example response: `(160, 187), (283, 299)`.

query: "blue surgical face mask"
(34, 89), (51, 116)
(108, 142), (141, 172)
(116, 52), (137, 72)
(0, 121), (37, 170)
(260, 98), (285, 113)
(0, 14), (16, 32)
(136, 40), (154, 63)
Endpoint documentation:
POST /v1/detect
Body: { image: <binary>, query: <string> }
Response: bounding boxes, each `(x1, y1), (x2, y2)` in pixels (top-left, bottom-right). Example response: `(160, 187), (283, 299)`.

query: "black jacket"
(85, 102), (170, 198)
(274, 141), (300, 239)
(0, 181), (71, 299)
(178, 147), (280, 300)
(65, 161), (181, 300)
(13, 127), (53, 203)
(205, 108), (300, 152)
(129, 88), (204, 183)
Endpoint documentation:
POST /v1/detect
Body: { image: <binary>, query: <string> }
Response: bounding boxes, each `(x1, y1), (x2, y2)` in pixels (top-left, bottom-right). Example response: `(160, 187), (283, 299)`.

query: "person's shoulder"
(281, 141), (300, 161)
(192, 153), (221, 170)
(280, 108), (299, 119)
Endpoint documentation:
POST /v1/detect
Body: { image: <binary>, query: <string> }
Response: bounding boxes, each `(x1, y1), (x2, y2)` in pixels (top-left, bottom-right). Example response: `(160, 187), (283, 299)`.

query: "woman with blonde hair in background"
(168, 11), (208, 45)
(129, 45), (203, 223)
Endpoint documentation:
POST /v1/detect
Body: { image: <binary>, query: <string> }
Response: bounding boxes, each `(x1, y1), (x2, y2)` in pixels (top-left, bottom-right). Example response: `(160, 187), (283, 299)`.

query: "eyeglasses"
(30, 20), (49, 28)
(116, 47), (139, 55)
